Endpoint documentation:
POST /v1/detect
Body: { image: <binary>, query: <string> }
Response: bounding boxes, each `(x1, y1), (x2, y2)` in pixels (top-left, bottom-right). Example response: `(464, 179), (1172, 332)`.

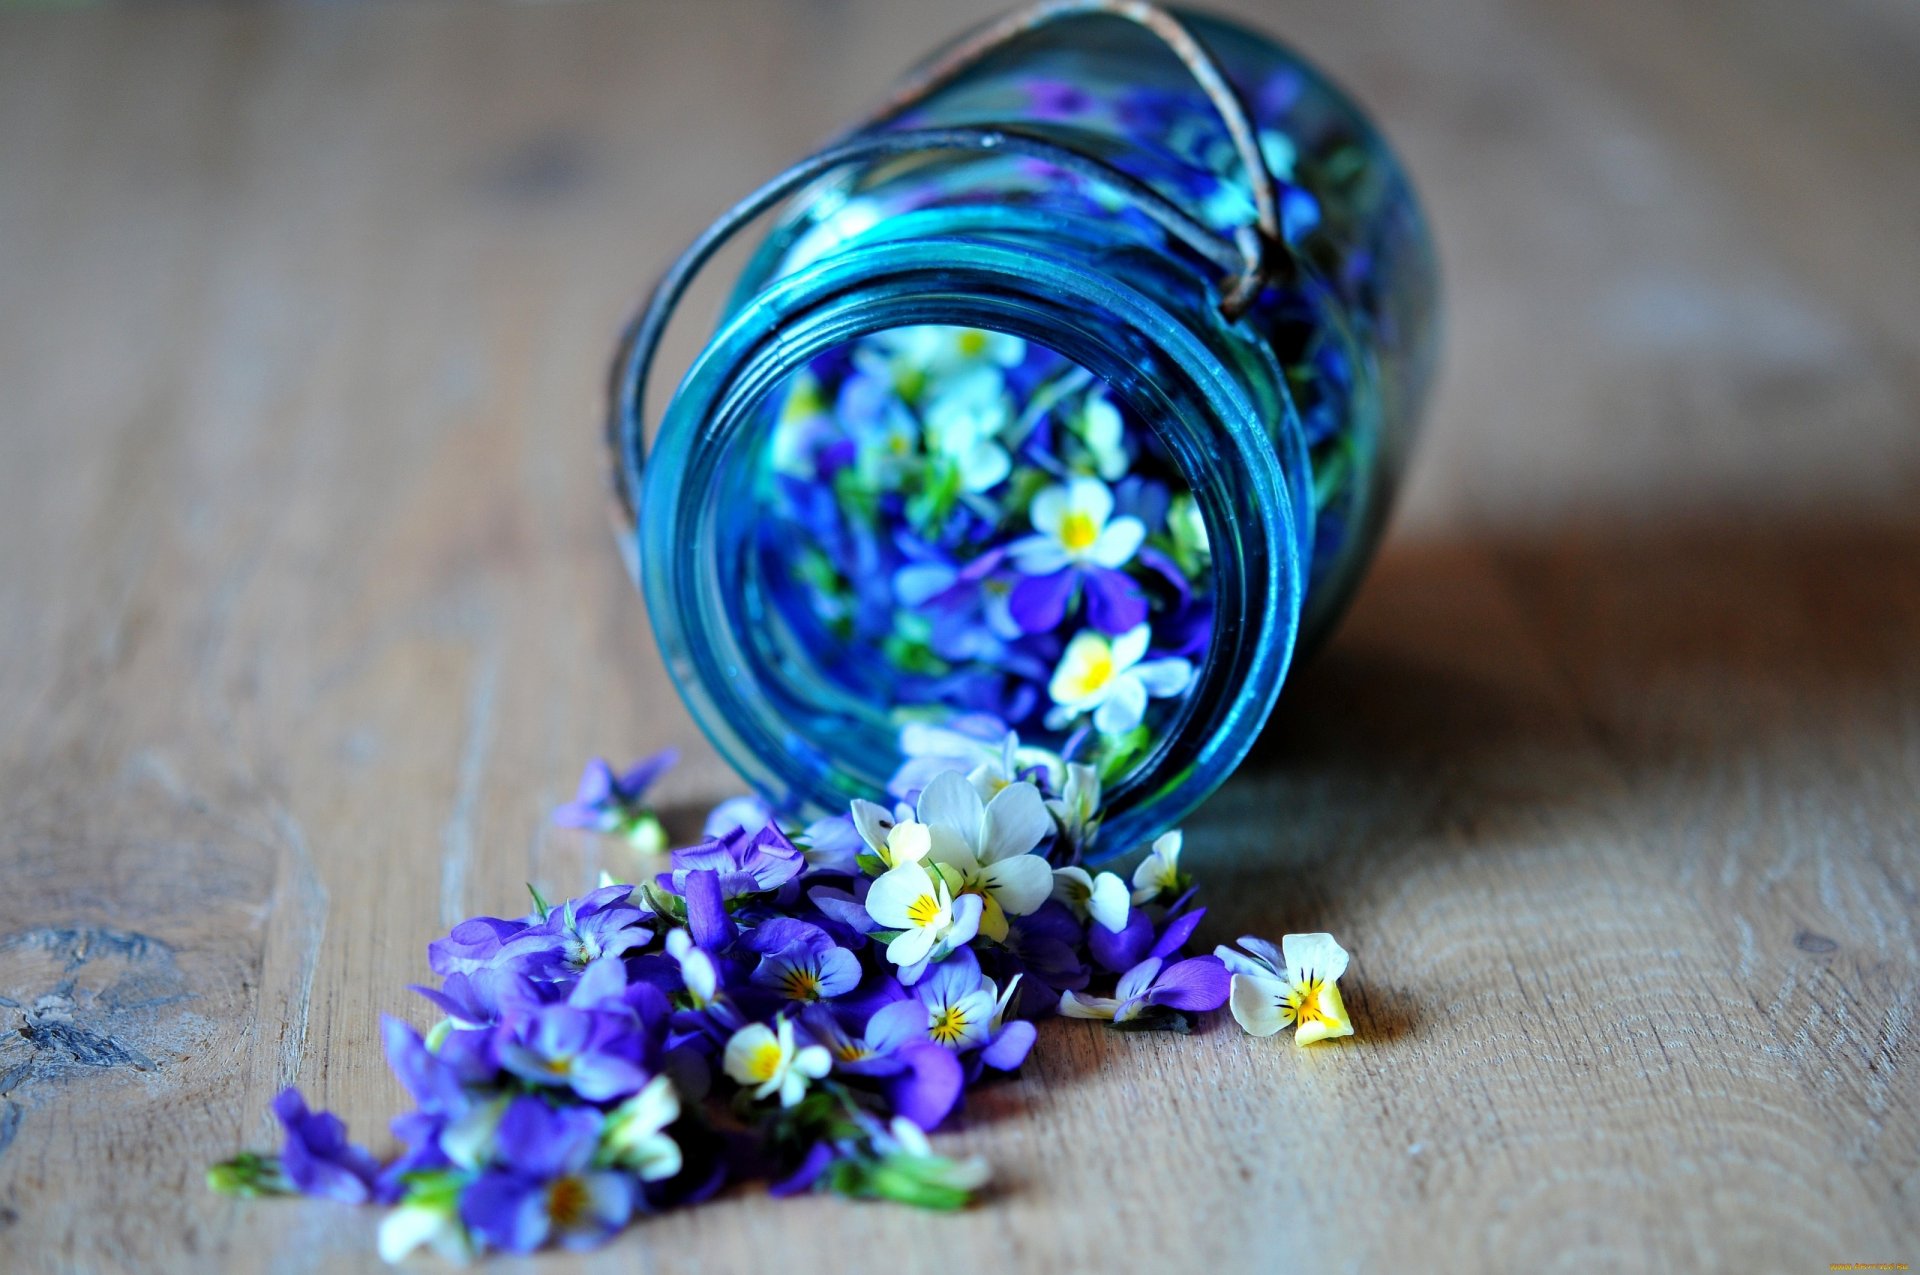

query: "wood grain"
(1, 1), (1917, 1271)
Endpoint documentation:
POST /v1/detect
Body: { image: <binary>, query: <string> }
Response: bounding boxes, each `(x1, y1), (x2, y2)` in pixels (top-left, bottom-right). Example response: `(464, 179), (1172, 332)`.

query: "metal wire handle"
(608, 1), (1289, 527)
(846, 0), (1286, 317)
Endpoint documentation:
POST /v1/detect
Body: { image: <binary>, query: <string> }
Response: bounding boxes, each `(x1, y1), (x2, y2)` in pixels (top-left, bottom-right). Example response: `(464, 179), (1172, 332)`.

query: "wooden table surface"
(4, 1), (1918, 1271)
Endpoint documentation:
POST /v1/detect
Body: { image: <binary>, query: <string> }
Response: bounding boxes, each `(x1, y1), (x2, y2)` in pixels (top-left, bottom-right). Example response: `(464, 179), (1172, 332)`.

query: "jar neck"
(636, 220), (1312, 857)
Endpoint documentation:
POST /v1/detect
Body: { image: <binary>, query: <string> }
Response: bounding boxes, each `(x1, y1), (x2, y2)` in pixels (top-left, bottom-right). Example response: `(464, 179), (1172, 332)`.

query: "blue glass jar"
(612, 3), (1437, 859)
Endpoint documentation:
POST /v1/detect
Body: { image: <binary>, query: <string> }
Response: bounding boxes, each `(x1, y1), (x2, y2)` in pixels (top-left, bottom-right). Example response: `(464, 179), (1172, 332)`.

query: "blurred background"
(2, 2), (1918, 1270)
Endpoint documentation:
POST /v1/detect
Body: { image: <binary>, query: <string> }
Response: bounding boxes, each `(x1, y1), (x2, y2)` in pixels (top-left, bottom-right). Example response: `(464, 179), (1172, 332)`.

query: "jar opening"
(639, 239), (1305, 856)
(749, 323), (1216, 797)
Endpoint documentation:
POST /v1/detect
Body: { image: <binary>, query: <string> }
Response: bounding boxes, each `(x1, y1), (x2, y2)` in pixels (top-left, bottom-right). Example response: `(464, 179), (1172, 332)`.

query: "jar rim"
(634, 228), (1308, 857)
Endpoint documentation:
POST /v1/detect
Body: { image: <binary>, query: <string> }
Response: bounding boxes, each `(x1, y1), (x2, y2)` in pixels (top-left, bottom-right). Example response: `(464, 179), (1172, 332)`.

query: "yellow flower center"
(781, 968), (822, 1000)
(746, 1041), (785, 1082)
(1288, 978), (1330, 1027)
(1058, 510), (1099, 552)
(1076, 648), (1115, 693)
(929, 1006), (971, 1045)
(834, 1041), (873, 1063)
(546, 1176), (591, 1227)
(906, 894), (943, 928)
(957, 329), (989, 358)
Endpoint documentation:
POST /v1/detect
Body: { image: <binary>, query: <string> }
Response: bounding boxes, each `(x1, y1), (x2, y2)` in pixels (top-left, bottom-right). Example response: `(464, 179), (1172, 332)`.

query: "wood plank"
(0, 0), (1916, 1270)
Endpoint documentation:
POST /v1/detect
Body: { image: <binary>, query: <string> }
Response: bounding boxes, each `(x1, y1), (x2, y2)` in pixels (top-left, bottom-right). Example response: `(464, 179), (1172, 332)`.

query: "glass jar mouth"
(635, 233), (1308, 857)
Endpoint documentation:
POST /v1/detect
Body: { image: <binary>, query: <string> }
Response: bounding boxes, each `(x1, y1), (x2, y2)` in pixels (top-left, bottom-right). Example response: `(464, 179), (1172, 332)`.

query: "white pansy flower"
(1045, 762), (1102, 858)
(1130, 830), (1184, 904)
(915, 771), (1055, 943)
(851, 798), (932, 869)
(378, 1197), (477, 1265)
(723, 1018), (831, 1107)
(1050, 866), (1131, 933)
(599, 1074), (682, 1181)
(864, 858), (978, 967)
(966, 731), (1066, 801)
(922, 365), (1013, 493)
(665, 928), (718, 1009)
(1219, 932), (1355, 1047)
(1046, 624), (1193, 735)
(1065, 386), (1129, 481)
(860, 325), (1027, 402)
(1010, 476), (1145, 576)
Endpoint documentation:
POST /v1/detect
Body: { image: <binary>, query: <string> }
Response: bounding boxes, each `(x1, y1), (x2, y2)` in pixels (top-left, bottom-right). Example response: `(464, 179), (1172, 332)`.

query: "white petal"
(866, 860), (936, 930)
(1109, 623), (1151, 671)
(1133, 658), (1194, 699)
(1052, 865), (1094, 908)
(982, 853), (1053, 916)
(1066, 475), (1114, 527)
(1050, 632), (1116, 708)
(1058, 990), (1119, 1020)
(1092, 674), (1148, 735)
(985, 330), (1027, 366)
(379, 1204), (452, 1265)
(962, 442), (1012, 492)
(1008, 535), (1072, 576)
(723, 1024), (779, 1087)
(850, 799), (895, 853)
(1088, 515), (1146, 568)
(621, 1074), (680, 1137)
(1080, 394), (1123, 449)
(1028, 484), (1070, 537)
(1087, 872), (1131, 932)
(1213, 943), (1273, 979)
(1281, 932), (1349, 984)
(886, 924), (939, 967)
(1116, 956), (1163, 1002)
(981, 781), (1051, 862)
(886, 820), (931, 865)
(1229, 973), (1291, 1037)
(632, 1136), (683, 1183)
(1234, 935), (1285, 974)
(916, 770), (985, 858)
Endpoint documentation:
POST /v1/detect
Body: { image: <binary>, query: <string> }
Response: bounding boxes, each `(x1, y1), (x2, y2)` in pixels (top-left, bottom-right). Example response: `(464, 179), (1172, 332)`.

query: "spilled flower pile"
(211, 742), (1353, 1260)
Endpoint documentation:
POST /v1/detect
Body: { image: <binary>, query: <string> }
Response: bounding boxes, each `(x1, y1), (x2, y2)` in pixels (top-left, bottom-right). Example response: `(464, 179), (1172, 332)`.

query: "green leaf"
(206, 1151), (293, 1198)
(526, 882), (553, 922)
(640, 880), (688, 922)
(856, 851), (890, 878)
(827, 1154), (985, 1211)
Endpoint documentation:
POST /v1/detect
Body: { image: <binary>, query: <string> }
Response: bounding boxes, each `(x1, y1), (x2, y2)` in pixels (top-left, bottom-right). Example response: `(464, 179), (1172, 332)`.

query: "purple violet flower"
(740, 917), (862, 1003)
(552, 751), (677, 847)
(496, 1004), (653, 1102)
(495, 884), (651, 981)
(669, 823), (806, 900)
(1007, 477), (1148, 636)
(865, 948), (1002, 1055)
(459, 1099), (634, 1254)
(796, 1006), (965, 1131)
(427, 914), (527, 979)
(1058, 954), (1231, 1024)
(271, 1088), (381, 1205)
(703, 794), (773, 838)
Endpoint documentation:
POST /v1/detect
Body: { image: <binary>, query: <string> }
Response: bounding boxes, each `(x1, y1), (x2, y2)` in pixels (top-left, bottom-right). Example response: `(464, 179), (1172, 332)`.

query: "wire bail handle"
(608, 0), (1289, 527)
(852, 0), (1287, 318)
